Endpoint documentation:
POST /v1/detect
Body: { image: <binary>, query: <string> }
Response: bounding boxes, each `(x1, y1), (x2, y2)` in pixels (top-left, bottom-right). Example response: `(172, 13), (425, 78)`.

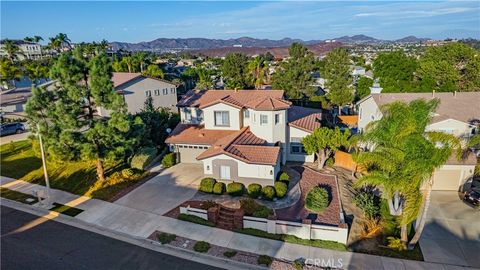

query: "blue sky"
(1, 1), (479, 43)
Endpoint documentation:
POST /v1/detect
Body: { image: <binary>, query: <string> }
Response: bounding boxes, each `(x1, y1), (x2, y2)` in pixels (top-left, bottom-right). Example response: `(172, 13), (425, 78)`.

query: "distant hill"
(395, 35), (430, 43)
(332, 35), (382, 44)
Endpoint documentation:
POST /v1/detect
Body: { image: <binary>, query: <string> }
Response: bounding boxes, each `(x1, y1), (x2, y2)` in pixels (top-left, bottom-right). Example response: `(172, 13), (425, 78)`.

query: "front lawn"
(0, 140), (148, 201)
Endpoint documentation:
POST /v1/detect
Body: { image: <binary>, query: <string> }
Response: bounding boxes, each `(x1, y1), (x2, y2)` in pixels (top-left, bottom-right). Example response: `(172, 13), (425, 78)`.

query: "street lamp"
(36, 123), (51, 203)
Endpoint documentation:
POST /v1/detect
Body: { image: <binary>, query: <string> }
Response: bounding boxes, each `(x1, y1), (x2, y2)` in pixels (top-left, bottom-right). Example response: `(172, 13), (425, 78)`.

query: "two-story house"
(357, 92), (480, 191)
(166, 90), (323, 186)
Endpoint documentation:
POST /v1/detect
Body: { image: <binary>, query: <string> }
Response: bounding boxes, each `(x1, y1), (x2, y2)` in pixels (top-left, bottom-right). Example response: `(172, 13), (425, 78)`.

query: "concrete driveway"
(419, 191), (480, 268)
(114, 163), (204, 215)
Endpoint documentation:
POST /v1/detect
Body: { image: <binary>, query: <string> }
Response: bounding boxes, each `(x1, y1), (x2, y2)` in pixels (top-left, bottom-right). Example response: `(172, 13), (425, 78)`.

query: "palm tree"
(24, 36), (43, 43)
(2, 39), (22, 63)
(48, 33), (71, 52)
(355, 99), (461, 249)
(248, 56), (268, 89)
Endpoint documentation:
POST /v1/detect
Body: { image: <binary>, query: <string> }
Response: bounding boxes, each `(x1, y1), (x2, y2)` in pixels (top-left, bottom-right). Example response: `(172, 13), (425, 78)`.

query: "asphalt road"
(1, 206), (223, 270)
(0, 131), (30, 145)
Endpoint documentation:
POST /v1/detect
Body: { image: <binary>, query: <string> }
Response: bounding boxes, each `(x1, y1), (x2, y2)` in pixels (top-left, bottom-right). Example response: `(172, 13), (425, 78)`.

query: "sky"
(1, 1), (479, 43)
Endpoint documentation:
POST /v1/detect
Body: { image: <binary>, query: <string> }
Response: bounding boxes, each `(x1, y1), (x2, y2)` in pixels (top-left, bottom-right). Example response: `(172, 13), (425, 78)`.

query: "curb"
(1, 198), (265, 270)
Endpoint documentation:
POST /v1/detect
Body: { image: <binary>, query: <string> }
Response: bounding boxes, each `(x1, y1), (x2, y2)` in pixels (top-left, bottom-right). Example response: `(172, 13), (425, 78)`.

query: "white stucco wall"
(357, 96), (382, 132)
(247, 109), (287, 144)
(426, 119), (476, 139)
(286, 126), (315, 162)
(202, 103), (241, 130)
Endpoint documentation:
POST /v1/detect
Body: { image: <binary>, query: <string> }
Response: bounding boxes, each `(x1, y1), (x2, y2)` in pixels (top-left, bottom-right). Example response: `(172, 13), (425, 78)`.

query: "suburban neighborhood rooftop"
(288, 106), (323, 133)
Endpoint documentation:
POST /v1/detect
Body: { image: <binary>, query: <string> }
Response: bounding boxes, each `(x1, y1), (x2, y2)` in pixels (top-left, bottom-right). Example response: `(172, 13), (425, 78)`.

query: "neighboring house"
(357, 92), (480, 191)
(0, 40), (43, 60)
(99, 72), (178, 116)
(166, 90), (323, 186)
(0, 80), (54, 118)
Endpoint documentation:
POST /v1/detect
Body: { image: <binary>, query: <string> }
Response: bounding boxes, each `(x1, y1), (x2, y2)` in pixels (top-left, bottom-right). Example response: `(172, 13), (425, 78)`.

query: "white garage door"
(177, 146), (205, 163)
(432, 169), (461, 191)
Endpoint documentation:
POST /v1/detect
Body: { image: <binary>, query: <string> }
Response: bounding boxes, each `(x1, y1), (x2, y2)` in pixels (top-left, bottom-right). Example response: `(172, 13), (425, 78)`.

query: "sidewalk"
(1, 176), (475, 270)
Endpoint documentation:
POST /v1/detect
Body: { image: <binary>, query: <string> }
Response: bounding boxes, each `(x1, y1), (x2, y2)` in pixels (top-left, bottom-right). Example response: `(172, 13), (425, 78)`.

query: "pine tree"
(323, 48), (353, 114)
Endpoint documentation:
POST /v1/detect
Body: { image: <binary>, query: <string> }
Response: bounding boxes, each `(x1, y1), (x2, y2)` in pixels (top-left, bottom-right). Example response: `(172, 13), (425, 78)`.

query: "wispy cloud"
(355, 7), (477, 18)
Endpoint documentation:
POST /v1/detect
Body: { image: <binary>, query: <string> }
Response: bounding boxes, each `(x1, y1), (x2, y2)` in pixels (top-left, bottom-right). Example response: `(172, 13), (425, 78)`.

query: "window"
(244, 110), (250, 118)
(170, 88), (176, 94)
(275, 114), (280, 125)
(290, 137), (307, 155)
(183, 108), (192, 121)
(214, 111), (230, 126)
(145, 90), (152, 97)
(260, 114), (268, 125)
(154, 89), (160, 96)
(163, 88), (168, 95)
(196, 109), (204, 122)
(220, 166), (231, 180)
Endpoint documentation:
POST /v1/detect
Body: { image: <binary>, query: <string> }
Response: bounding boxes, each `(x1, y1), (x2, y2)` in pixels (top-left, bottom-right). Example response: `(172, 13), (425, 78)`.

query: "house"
(98, 72), (178, 116)
(357, 92), (480, 191)
(166, 90), (323, 186)
(0, 39), (43, 60)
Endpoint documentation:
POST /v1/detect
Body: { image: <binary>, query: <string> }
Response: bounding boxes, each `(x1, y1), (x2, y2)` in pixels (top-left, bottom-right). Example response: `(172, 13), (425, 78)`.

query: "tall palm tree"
(355, 99), (461, 249)
(48, 33), (71, 52)
(2, 39), (22, 63)
(248, 56), (267, 89)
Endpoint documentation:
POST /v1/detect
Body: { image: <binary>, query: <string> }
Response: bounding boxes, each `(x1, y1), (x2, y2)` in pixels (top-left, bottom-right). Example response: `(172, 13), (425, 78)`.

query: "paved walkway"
(1, 176), (476, 270)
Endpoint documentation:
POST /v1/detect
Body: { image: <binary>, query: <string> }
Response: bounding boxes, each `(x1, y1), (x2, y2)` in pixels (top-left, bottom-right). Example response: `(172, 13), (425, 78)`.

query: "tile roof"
(177, 90), (290, 111)
(196, 127), (281, 165)
(288, 106), (323, 133)
(445, 152), (477, 166)
(111, 72), (142, 87)
(164, 124), (237, 145)
(369, 92), (480, 124)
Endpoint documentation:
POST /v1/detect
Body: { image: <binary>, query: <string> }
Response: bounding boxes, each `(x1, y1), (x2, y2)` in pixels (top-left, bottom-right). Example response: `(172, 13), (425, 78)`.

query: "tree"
(302, 127), (351, 169)
(26, 48), (139, 182)
(247, 56), (268, 89)
(143, 64), (164, 79)
(24, 36), (43, 43)
(355, 99), (461, 249)
(22, 59), (51, 85)
(417, 43), (480, 92)
(272, 43), (316, 99)
(373, 51), (417, 93)
(0, 57), (22, 88)
(356, 76), (373, 100)
(48, 33), (71, 52)
(323, 48), (353, 113)
(2, 39), (22, 63)
(221, 52), (250, 89)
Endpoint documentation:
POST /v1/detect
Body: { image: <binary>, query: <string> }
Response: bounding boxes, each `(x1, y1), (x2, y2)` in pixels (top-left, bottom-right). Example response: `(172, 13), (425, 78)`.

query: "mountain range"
(109, 35), (431, 52)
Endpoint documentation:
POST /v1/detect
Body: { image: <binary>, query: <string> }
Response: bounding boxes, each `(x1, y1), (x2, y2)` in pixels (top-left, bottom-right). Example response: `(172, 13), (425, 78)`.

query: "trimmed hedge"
(240, 198), (273, 218)
(261, 185), (276, 201)
(178, 214), (215, 226)
(279, 172), (289, 182)
(305, 187), (329, 212)
(199, 178), (216, 193)
(227, 182), (244, 196)
(213, 182), (225, 195)
(130, 147), (157, 170)
(247, 183), (262, 198)
(274, 182), (288, 198)
(161, 152), (177, 168)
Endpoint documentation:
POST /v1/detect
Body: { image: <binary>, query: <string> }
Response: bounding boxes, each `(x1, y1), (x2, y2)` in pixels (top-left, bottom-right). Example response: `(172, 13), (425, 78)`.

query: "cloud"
(355, 7), (477, 18)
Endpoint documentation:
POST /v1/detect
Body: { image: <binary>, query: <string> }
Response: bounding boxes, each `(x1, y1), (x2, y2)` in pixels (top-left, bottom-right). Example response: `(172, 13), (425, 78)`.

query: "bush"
(226, 182), (244, 196)
(274, 182), (288, 198)
(261, 186), (276, 201)
(178, 214), (215, 226)
(279, 172), (289, 183)
(200, 200), (217, 210)
(130, 147), (157, 170)
(387, 237), (406, 251)
(121, 168), (135, 179)
(240, 198), (273, 218)
(353, 190), (379, 220)
(257, 255), (273, 266)
(213, 182), (225, 195)
(293, 259), (304, 270)
(193, 241), (211, 253)
(305, 187), (329, 212)
(157, 232), (176, 244)
(325, 157), (334, 167)
(223, 250), (237, 258)
(161, 152), (176, 168)
(199, 178), (216, 193)
(247, 183), (262, 198)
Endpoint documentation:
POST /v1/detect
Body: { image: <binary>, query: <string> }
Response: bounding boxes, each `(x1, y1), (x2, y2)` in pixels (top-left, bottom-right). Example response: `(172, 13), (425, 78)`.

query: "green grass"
(356, 243), (423, 261)
(49, 202), (84, 217)
(0, 140), (148, 201)
(0, 187), (38, 204)
(235, 228), (348, 251)
(178, 213), (215, 227)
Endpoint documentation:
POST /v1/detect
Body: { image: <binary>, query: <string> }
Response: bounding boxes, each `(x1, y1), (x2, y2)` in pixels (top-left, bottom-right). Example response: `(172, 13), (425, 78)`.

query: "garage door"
(177, 146), (205, 163)
(432, 169), (461, 191)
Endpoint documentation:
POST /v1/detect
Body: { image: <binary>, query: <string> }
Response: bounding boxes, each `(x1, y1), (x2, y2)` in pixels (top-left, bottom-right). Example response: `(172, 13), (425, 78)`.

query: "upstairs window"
(214, 111), (230, 127)
(154, 89), (160, 96)
(145, 90), (152, 97)
(163, 88), (168, 95)
(275, 114), (280, 125)
(244, 110), (250, 118)
(260, 114), (268, 125)
(170, 88), (176, 94)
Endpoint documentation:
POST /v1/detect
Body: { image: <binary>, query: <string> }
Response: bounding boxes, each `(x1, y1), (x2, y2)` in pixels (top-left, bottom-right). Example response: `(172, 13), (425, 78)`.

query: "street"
(0, 131), (30, 145)
(0, 206), (223, 270)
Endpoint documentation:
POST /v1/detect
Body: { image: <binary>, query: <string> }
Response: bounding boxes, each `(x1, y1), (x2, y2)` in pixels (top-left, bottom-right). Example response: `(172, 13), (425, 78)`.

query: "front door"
(220, 165), (231, 180)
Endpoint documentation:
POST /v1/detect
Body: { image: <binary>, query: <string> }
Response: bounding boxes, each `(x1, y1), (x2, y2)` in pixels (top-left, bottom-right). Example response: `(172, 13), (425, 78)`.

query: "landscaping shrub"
(387, 237), (406, 251)
(274, 182), (288, 198)
(213, 182), (225, 195)
(305, 187), (329, 212)
(325, 157), (334, 167)
(240, 198), (273, 218)
(279, 171), (290, 183)
(157, 232), (176, 244)
(380, 199), (398, 236)
(200, 200), (217, 210)
(161, 152), (176, 168)
(223, 250), (237, 258)
(247, 183), (262, 198)
(178, 214), (215, 226)
(353, 190), (379, 220)
(257, 255), (273, 266)
(130, 147), (157, 170)
(121, 168), (134, 179)
(199, 178), (216, 193)
(261, 185), (276, 201)
(226, 182), (244, 196)
(293, 259), (304, 270)
(193, 241), (211, 253)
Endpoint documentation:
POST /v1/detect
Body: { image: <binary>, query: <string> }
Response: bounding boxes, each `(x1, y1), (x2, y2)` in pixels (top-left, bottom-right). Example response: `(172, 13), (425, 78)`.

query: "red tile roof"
(288, 106), (323, 133)
(165, 124), (237, 145)
(178, 90), (290, 111)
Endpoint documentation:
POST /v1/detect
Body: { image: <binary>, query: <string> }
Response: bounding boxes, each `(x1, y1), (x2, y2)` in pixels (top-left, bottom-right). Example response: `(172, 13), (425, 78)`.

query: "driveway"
(419, 191), (480, 268)
(114, 163), (204, 215)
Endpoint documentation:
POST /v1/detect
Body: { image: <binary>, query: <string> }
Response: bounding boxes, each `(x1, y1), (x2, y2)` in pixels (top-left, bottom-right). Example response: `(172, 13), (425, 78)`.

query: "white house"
(166, 90), (323, 186)
(357, 92), (480, 191)
(0, 40), (43, 60)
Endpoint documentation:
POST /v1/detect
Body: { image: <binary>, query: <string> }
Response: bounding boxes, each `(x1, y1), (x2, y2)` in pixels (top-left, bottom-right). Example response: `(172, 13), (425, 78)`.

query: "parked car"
(463, 189), (480, 208)
(0, 122), (26, 136)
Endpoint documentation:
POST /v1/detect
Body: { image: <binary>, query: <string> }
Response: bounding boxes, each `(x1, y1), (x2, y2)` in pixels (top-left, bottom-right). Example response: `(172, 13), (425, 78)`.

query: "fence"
(180, 206), (208, 220)
(334, 151), (367, 174)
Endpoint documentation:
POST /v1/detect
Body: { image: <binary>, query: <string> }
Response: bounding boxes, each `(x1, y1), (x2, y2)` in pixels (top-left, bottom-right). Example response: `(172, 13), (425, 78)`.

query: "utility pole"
(37, 124), (51, 200)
